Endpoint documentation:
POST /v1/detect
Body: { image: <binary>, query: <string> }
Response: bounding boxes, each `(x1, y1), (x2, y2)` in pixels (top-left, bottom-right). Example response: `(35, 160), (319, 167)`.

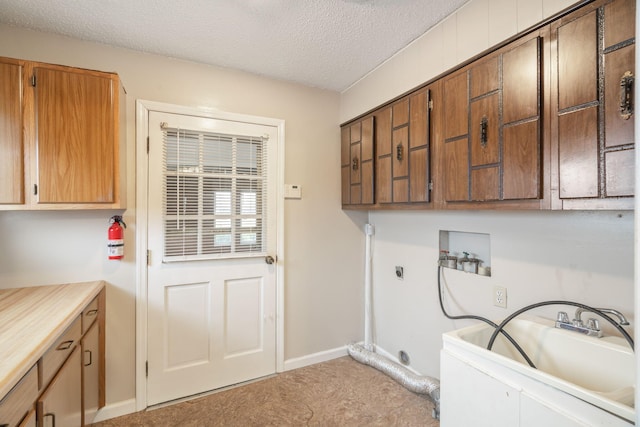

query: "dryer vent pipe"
(348, 224), (440, 419)
(347, 344), (441, 419)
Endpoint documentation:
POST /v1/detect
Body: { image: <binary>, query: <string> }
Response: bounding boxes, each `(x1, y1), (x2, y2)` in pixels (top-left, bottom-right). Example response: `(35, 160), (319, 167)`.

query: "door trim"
(135, 99), (285, 410)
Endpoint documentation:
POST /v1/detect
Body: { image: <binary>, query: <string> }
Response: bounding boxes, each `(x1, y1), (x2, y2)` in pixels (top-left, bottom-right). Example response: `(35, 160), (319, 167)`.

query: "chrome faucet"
(555, 307), (630, 338)
(555, 311), (602, 337)
(574, 307), (630, 326)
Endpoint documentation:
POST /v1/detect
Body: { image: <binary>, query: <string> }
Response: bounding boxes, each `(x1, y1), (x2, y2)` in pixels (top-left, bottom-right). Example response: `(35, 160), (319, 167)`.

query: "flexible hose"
(487, 301), (634, 352)
(437, 265), (537, 369)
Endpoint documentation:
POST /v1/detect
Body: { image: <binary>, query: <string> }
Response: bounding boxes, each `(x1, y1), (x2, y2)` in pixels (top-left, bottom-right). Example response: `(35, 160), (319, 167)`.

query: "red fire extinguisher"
(108, 215), (127, 260)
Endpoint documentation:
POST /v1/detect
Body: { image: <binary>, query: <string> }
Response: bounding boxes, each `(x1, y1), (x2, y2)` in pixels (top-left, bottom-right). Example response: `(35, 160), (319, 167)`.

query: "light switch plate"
(284, 184), (302, 199)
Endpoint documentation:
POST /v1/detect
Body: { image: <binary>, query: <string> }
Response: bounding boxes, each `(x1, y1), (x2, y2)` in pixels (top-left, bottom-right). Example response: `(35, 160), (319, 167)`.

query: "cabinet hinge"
(429, 180), (434, 191)
(428, 99), (433, 110)
(31, 75), (36, 87)
(147, 136), (150, 154)
(146, 361), (148, 377)
(147, 250), (151, 266)
(33, 184), (38, 195)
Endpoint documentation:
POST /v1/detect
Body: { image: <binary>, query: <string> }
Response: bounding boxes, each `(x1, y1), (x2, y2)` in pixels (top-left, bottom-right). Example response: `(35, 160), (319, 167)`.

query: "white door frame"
(135, 99), (285, 410)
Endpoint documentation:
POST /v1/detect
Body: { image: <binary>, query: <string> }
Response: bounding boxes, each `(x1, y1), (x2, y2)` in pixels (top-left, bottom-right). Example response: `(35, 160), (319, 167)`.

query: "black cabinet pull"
(620, 71), (634, 120)
(44, 413), (56, 427)
(396, 143), (403, 161)
(480, 116), (488, 148)
(56, 340), (74, 351)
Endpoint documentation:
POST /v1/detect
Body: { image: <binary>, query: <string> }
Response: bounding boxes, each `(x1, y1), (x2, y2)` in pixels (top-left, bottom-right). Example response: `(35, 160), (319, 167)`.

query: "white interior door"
(146, 110), (278, 406)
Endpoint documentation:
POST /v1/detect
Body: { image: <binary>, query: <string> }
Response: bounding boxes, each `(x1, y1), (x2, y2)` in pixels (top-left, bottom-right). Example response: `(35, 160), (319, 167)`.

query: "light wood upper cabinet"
(552, 0), (635, 209)
(0, 57), (126, 210)
(0, 57), (24, 205)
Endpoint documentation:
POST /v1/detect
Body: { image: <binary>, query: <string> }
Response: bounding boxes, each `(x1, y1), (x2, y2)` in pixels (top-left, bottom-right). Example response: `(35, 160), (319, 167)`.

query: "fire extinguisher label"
(108, 240), (124, 257)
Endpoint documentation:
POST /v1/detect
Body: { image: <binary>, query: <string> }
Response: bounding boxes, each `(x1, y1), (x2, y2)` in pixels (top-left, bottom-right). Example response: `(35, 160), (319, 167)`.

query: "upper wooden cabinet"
(551, 0), (635, 209)
(0, 58), (24, 205)
(442, 29), (546, 206)
(340, 0), (633, 211)
(0, 57), (126, 210)
(341, 116), (374, 207)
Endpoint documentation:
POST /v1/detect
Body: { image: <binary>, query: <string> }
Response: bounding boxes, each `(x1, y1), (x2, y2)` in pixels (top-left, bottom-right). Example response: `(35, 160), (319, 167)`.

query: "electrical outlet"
(493, 286), (507, 308)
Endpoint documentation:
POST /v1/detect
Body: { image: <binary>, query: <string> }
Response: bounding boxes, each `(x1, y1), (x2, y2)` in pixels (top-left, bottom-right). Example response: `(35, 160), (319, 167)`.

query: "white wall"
(341, 0), (635, 379)
(0, 25), (367, 413)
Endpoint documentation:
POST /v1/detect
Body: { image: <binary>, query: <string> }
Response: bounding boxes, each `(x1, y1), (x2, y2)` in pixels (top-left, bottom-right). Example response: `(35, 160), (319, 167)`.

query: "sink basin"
(443, 316), (635, 422)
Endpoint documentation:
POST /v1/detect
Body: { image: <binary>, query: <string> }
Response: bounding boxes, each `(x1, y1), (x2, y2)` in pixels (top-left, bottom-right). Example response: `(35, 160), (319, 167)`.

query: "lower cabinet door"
(82, 322), (100, 426)
(18, 409), (35, 427)
(37, 347), (82, 427)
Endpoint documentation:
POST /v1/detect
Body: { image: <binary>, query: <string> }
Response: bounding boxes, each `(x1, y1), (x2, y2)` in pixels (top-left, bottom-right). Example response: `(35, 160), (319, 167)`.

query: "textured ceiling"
(0, 0), (469, 91)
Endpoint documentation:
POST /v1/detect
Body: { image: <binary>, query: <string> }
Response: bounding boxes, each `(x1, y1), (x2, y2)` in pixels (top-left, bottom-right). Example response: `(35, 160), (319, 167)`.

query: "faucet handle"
(557, 311), (570, 324)
(586, 318), (600, 331)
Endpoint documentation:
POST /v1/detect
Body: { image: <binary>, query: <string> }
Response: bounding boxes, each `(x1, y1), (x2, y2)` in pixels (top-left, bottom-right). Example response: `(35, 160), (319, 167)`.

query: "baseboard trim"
(282, 345), (349, 371)
(92, 398), (137, 423)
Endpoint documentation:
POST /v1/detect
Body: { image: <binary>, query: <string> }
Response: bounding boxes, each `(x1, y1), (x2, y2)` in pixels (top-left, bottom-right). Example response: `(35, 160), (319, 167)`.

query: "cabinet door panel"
(471, 167), (500, 201)
(37, 347), (82, 427)
(393, 178), (409, 203)
(341, 167), (350, 205)
(559, 107), (598, 198)
(605, 149), (634, 196)
(604, 0), (635, 48)
(361, 161), (374, 204)
(470, 57), (499, 98)
(350, 143), (362, 185)
(376, 108), (392, 157)
(444, 72), (469, 140)
(557, 11), (597, 110)
(377, 156), (392, 203)
(409, 91), (428, 149)
(340, 127), (350, 167)
(35, 67), (115, 204)
(350, 122), (361, 144)
(82, 323), (100, 426)
(361, 117), (374, 162)
(503, 121), (540, 199)
(470, 94), (499, 167)
(392, 126), (409, 178)
(0, 60), (24, 204)
(503, 37), (539, 124)
(392, 99), (409, 128)
(445, 138), (469, 201)
(604, 45), (634, 148)
(410, 148), (429, 202)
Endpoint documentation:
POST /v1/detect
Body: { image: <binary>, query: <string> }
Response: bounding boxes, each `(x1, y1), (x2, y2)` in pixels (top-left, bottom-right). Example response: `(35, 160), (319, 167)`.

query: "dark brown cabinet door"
(340, 116), (374, 207)
(443, 32), (542, 204)
(0, 58), (24, 204)
(553, 0), (635, 207)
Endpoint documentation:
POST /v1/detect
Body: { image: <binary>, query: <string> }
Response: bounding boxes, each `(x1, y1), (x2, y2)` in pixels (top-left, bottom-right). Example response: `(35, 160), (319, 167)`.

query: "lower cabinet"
(37, 347), (82, 427)
(81, 322), (100, 426)
(18, 410), (35, 427)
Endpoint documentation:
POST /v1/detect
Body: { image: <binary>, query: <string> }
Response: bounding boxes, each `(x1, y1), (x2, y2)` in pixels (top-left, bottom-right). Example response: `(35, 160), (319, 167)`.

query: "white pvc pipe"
(364, 223), (374, 351)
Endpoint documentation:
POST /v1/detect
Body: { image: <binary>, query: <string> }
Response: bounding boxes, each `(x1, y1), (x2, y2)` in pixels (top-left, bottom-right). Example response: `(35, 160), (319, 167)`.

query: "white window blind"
(162, 125), (267, 261)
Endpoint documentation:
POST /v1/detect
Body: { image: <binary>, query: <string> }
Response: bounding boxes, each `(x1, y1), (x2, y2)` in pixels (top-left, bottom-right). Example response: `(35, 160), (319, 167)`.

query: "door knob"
(265, 255), (275, 264)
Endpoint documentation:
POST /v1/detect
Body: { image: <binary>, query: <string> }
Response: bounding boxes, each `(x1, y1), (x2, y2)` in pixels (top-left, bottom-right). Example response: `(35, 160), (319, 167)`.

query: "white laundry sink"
(441, 316), (635, 425)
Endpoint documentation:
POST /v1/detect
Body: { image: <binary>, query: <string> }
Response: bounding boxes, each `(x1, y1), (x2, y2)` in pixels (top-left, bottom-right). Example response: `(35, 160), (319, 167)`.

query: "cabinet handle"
(84, 349), (93, 367)
(396, 143), (403, 161)
(56, 340), (74, 351)
(480, 117), (488, 148)
(86, 309), (98, 317)
(44, 412), (56, 427)
(352, 157), (359, 171)
(620, 71), (634, 120)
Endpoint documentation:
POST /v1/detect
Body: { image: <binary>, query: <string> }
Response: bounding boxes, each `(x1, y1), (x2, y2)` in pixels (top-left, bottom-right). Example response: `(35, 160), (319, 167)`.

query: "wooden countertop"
(0, 281), (104, 400)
